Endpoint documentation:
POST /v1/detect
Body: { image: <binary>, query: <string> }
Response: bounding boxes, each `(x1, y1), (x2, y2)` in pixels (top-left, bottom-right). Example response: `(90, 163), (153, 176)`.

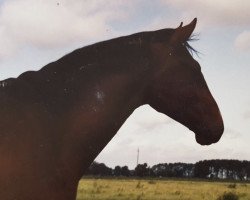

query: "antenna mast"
(136, 148), (139, 166)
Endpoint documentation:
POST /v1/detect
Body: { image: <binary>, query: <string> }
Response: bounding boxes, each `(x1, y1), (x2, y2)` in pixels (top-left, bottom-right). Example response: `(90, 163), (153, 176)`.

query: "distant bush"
(228, 183), (237, 189)
(136, 181), (144, 189)
(148, 180), (156, 184)
(217, 192), (239, 200)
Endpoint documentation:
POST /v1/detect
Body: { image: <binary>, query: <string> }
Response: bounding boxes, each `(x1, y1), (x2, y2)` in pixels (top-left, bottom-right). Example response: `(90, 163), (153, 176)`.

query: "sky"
(0, 0), (249, 169)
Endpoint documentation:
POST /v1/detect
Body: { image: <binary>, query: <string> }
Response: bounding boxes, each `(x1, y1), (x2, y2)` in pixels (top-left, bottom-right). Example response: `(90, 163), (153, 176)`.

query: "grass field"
(76, 178), (250, 200)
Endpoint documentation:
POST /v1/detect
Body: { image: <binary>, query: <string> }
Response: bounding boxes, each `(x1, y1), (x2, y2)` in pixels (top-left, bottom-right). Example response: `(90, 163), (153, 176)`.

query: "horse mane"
(184, 34), (199, 56)
(0, 27), (197, 88)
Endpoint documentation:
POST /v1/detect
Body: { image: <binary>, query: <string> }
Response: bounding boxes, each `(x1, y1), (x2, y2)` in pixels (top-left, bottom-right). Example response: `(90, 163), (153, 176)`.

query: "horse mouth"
(194, 127), (224, 146)
(195, 134), (216, 145)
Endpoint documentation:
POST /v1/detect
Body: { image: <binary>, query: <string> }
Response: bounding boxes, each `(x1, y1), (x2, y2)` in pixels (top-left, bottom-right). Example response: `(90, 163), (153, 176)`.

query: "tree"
(85, 162), (112, 176)
(114, 166), (122, 176)
(151, 163), (169, 177)
(194, 160), (210, 178)
(121, 166), (130, 176)
(135, 163), (150, 177)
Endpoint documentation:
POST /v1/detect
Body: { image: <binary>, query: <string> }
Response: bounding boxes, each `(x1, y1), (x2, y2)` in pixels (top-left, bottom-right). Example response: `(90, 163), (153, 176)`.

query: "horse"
(0, 18), (223, 200)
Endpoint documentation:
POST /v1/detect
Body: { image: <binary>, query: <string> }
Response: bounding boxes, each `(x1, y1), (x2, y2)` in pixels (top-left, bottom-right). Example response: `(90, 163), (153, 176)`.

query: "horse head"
(146, 18), (224, 145)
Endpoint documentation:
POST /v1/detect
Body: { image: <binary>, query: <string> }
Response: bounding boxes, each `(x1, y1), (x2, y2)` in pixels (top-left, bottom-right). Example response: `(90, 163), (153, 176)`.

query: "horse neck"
(59, 48), (152, 177)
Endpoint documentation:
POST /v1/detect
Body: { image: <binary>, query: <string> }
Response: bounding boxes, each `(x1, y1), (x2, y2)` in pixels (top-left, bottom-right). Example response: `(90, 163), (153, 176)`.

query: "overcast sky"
(0, 0), (250, 169)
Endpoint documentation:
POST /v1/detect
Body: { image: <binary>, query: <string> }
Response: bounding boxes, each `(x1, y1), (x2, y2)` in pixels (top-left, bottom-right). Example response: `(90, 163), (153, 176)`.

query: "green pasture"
(76, 178), (250, 200)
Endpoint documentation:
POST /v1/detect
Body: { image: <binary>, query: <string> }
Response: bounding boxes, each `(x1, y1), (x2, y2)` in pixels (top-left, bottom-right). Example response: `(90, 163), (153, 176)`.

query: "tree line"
(84, 159), (250, 181)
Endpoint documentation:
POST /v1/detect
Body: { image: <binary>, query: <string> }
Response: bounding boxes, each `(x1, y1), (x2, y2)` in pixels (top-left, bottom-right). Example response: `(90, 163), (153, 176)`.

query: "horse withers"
(0, 18), (223, 200)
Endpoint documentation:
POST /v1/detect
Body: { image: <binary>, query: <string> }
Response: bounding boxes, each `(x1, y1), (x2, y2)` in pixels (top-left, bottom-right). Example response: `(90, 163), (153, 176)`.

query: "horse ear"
(170, 18), (197, 45)
(178, 22), (183, 28)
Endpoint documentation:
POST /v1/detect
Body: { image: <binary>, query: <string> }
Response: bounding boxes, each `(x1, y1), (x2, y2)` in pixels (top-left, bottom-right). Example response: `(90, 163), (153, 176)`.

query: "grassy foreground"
(76, 178), (250, 200)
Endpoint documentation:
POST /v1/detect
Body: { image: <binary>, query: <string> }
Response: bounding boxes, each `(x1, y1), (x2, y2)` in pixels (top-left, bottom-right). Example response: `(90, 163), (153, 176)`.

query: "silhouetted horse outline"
(0, 18), (223, 200)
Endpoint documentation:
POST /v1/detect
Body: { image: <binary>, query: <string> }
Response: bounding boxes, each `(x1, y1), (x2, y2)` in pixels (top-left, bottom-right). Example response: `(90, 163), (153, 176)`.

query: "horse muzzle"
(194, 124), (224, 145)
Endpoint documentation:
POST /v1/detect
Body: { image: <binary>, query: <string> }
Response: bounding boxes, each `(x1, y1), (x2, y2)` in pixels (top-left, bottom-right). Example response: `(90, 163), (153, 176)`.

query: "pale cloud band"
(1, 0), (250, 59)
(234, 31), (250, 51)
(0, 0), (133, 59)
(161, 0), (250, 27)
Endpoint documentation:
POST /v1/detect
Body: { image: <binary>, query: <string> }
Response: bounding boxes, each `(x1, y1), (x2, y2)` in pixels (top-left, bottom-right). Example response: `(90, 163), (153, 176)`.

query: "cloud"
(160, 0), (250, 28)
(234, 31), (250, 51)
(1, 0), (249, 59)
(243, 110), (250, 119)
(0, 0), (135, 59)
(0, 27), (18, 58)
(132, 105), (173, 130)
(223, 128), (242, 139)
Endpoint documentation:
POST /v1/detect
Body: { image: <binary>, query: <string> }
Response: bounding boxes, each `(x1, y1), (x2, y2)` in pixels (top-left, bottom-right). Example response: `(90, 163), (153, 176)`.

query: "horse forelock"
(184, 34), (199, 56)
